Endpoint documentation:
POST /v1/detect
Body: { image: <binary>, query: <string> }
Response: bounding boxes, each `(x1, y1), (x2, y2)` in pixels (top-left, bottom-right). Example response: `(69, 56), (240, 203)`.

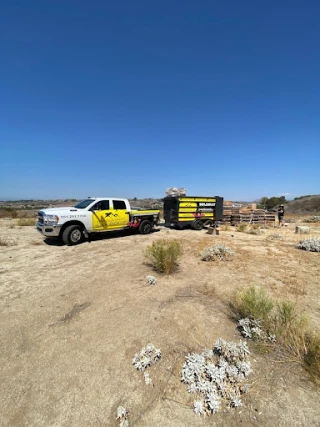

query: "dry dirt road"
(1, 220), (320, 427)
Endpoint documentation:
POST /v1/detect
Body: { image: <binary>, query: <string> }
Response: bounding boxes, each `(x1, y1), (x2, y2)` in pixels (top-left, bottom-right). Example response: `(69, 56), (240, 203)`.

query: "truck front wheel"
(139, 220), (152, 235)
(62, 225), (84, 245)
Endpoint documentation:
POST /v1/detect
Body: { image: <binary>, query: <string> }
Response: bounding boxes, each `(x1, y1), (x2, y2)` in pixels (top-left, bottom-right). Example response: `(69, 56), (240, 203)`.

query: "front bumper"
(36, 222), (62, 237)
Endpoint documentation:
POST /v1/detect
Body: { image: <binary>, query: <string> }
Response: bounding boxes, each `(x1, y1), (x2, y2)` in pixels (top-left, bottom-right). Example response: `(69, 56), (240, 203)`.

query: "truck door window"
(113, 200), (126, 210)
(93, 200), (109, 210)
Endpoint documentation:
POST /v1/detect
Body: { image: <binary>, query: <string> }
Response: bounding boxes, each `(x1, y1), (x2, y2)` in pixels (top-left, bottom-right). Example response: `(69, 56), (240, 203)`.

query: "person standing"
(278, 205), (285, 226)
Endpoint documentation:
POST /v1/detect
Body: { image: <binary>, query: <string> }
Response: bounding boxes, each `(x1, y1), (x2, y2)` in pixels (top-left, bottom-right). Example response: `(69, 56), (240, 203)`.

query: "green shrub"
(236, 223), (248, 232)
(145, 239), (183, 274)
(17, 218), (35, 226)
(232, 286), (274, 326)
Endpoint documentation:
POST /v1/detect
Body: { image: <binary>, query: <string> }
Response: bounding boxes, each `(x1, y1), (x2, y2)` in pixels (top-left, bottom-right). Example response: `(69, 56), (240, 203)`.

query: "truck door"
(109, 200), (129, 229)
(91, 200), (111, 231)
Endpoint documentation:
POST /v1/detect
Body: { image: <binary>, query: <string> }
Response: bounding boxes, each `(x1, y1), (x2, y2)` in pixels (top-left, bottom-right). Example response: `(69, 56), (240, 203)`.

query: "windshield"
(74, 199), (95, 209)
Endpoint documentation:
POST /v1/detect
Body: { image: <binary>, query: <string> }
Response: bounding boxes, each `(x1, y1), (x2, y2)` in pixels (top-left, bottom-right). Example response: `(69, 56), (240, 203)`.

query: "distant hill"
(285, 195), (320, 214)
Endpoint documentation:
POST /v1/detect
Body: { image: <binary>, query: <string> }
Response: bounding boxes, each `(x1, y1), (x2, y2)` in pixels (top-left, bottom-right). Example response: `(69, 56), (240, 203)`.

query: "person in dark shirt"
(278, 205), (285, 226)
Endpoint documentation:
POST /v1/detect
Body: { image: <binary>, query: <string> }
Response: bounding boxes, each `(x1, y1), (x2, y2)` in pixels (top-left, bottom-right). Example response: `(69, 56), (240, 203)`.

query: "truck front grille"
(37, 211), (44, 225)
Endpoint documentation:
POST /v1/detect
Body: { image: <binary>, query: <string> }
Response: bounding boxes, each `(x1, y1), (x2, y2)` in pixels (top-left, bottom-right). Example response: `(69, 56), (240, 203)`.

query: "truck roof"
(87, 197), (129, 202)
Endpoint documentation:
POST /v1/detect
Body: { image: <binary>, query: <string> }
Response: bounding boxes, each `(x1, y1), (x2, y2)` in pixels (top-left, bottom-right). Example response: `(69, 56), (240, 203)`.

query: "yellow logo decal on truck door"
(92, 209), (128, 231)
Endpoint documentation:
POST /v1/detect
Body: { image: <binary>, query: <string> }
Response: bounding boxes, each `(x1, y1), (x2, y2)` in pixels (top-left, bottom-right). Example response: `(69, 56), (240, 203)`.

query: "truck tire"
(139, 220), (152, 235)
(62, 225), (84, 245)
(204, 220), (214, 227)
(192, 220), (204, 230)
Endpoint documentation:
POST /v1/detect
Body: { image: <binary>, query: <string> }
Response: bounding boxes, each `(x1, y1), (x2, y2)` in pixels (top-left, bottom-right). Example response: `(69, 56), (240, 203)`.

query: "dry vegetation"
(0, 217), (320, 426)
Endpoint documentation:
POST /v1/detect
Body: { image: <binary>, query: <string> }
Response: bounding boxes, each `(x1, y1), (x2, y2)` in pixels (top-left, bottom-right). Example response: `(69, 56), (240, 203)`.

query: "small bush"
(201, 244), (234, 262)
(297, 238), (320, 252)
(236, 223), (248, 232)
(17, 218), (36, 226)
(145, 239), (182, 274)
(222, 223), (231, 231)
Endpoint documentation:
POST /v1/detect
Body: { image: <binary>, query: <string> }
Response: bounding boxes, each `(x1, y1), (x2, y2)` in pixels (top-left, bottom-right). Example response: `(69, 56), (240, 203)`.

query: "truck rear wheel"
(204, 220), (214, 227)
(139, 220), (152, 235)
(62, 225), (84, 245)
(192, 220), (204, 230)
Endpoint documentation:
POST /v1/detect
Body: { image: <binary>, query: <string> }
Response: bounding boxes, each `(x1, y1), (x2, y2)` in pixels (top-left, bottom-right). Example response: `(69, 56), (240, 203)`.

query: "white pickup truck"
(36, 198), (160, 245)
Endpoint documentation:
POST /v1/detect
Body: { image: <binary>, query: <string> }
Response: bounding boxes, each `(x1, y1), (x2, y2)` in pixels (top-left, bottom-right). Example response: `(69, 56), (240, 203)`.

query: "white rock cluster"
(132, 344), (162, 385)
(201, 244), (234, 261)
(297, 238), (320, 252)
(181, 339), (252, 416)
(238, 318), (276, 343)
(146, 275), (157, 285)
(116, 406), (129, 427)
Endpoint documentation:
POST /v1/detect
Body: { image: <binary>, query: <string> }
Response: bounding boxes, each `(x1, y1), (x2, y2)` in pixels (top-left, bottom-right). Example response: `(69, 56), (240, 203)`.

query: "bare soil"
(1, 220), (320, 427)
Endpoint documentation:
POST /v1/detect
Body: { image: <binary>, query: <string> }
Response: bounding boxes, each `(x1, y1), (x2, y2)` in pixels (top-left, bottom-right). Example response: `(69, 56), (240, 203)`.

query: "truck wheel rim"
(143, 223), (151, 232)
(71, 229), (81, 242)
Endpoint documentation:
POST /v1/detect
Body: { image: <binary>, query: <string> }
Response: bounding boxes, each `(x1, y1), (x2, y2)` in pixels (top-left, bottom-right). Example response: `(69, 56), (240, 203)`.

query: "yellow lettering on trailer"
(179, 208), (202, 213)
(178, 213), (216, 218)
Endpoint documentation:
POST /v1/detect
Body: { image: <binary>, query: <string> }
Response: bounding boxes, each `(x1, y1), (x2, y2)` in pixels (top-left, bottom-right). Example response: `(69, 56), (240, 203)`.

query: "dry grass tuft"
(267, 233), (283, 241)
(304, 332), (320, 383)
(0, 237), (17, 246)
(17, 218), (36, 226)
(221, 223), (231, 231)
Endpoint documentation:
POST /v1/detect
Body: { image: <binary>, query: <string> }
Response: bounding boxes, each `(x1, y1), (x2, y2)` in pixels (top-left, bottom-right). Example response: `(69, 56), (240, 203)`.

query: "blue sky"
(1, 0), (319, 201)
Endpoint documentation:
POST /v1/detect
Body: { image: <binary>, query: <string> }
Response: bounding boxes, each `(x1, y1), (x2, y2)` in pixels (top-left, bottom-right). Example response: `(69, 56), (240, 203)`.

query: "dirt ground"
(1, 219), (320, 427)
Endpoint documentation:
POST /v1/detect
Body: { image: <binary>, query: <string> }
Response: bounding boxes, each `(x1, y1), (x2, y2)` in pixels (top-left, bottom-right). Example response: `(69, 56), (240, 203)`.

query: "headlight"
(43, 215), (59, 225)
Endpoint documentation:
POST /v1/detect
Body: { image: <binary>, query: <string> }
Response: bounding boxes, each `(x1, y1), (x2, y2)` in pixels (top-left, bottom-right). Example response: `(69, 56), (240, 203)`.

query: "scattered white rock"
(146, 275), (157, 285)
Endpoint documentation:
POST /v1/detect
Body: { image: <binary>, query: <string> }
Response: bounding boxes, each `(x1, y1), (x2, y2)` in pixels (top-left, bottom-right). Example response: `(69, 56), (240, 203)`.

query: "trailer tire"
(192, 220), (204, 230)
(139, 220), (152, 235)
(204, 220), (214, 227)
(62, 225), (84, 245)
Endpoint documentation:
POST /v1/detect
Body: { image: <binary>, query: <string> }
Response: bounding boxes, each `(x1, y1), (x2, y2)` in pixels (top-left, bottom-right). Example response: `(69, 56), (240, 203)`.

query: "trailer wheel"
(62, 225), (84, 245)
(192, 220), (204, 230)
(204, 220), (214, 227)
(139, 220), (152, 235)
